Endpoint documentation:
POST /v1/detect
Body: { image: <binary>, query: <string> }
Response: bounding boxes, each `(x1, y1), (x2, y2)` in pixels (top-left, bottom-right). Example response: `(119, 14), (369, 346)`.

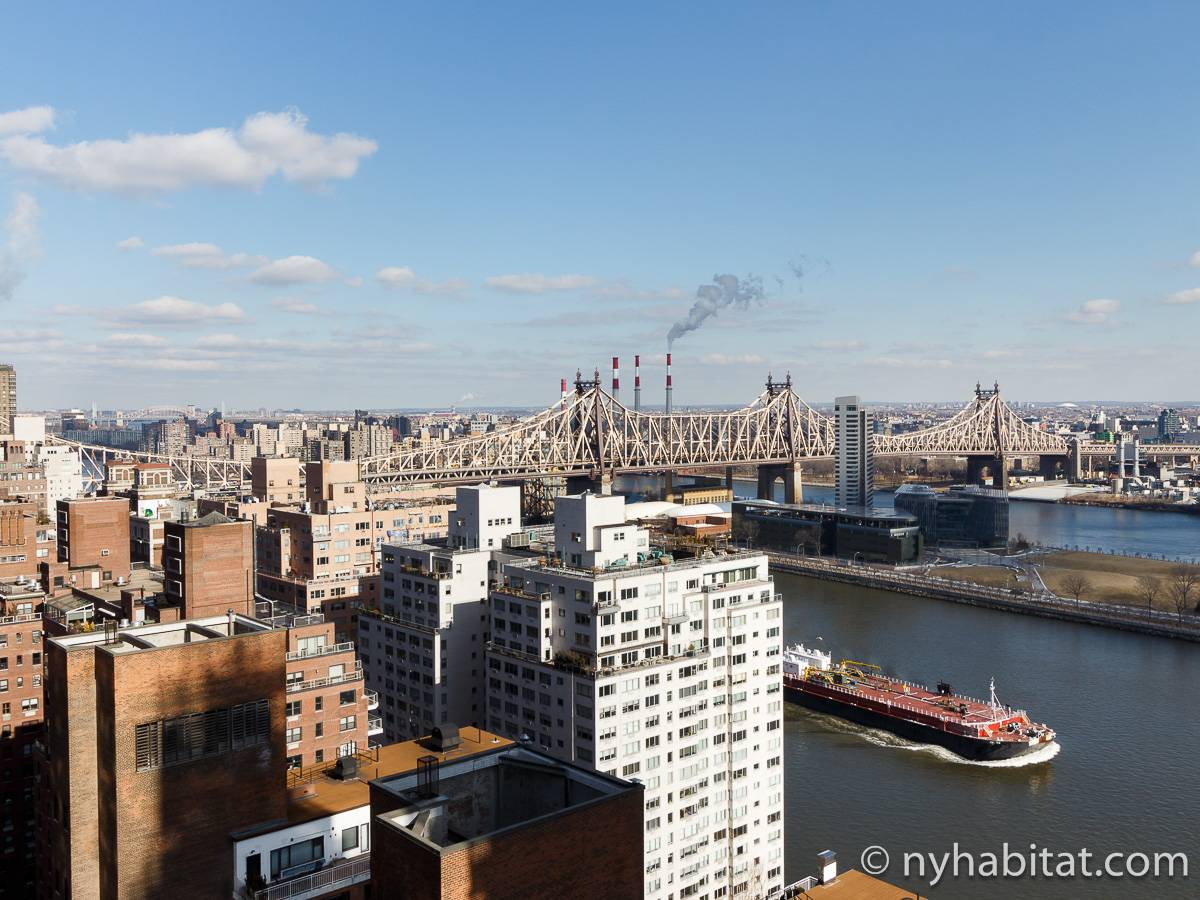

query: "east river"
(618, 475), (1200, 896)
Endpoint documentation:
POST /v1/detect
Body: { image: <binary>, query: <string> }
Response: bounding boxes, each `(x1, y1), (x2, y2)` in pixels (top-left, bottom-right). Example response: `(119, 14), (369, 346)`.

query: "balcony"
(364, 689), (379, 710)
(252, 853), (371, 900)
(367, 716), (383, 736)
(286, 661), (363, 694)
(285, 641), (354, 662)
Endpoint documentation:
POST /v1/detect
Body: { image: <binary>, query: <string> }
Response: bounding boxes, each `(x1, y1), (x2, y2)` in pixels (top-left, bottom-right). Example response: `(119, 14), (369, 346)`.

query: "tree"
(1134, 575), (1162, 620)
(1060, 573), (1090, 609)
(1167, 565), (1200, 624)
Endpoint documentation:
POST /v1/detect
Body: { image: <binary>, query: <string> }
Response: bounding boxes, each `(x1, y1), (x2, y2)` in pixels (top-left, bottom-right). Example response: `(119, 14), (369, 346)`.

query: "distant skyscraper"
(0, 364), (15, 435)
(835, 394), (874, 508)
(1157, 407), (1183, 441)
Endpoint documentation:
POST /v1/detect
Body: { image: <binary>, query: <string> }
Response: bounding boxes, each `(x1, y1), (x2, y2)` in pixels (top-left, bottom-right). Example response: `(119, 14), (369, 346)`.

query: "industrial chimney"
(665, 352), (673, 414)
(560, 377), (567, 411)
(612, 356), (620, 404)
(634, 355), (642, 411)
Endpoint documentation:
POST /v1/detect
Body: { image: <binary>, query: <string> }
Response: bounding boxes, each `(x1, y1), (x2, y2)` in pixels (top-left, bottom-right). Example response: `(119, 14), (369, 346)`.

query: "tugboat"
(783, 644), (1056, 762)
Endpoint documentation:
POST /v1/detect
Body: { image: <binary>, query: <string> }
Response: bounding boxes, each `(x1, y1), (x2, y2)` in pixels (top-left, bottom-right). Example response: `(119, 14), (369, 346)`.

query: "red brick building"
(0, 500), (41, 581)
(369, 739), (644, 900)
(161, 512), (253, 618)
(54, 497), (130, 586)
(0, 579), (45, 898)
(39, 613), (288, 900)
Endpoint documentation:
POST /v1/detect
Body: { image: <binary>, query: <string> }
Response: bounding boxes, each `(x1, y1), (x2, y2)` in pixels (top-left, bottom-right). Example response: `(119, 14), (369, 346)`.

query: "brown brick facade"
(161, 516), (253, 618)
(56, 498), (130, 584)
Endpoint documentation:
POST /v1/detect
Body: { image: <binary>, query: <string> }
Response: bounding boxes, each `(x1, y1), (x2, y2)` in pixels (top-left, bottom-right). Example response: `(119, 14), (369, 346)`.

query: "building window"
(270, 837), (323, 879)
(285, 700), (301, 717)
(134, 698), (270, 772)
(286, 726), (302, 744)
(339, 689), (357, 706)
(339, 715), (356, 732)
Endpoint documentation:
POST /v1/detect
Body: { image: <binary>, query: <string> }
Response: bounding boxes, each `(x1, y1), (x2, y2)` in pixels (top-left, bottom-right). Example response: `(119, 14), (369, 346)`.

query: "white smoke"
(666, 273), (765, 348)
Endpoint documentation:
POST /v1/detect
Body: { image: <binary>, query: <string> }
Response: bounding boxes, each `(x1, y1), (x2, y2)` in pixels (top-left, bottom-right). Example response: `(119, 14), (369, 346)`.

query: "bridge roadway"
(50, 376), (1199, 494)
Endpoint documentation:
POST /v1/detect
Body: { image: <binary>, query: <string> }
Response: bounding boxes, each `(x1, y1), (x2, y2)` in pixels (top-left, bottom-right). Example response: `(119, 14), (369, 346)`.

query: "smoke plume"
(667, 273), (765, 348)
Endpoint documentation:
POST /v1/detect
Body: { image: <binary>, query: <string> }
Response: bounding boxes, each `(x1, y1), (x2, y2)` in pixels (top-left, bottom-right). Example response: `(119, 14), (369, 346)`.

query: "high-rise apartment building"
(360, 484), (520, 742)
(250, 456), (301, 505)
(161, 512), (254, 618)
(139, 419), (189, 456)
(483, 494), (785, 899)
(39, 614), (288, 900)
(835, 394), (874, 509)
(0, 366), (14, 436)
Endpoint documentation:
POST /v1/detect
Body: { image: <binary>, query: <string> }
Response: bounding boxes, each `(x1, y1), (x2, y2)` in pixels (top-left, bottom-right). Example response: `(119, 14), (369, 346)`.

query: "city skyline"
(3, 4), (1200, 408)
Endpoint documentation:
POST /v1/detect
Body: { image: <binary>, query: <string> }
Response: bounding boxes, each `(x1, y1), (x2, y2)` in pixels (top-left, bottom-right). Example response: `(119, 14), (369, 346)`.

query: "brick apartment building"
(251, 456), (301, 505)
(0, 579), (45, 897)
(0, 500), (43, 581)
(368, 739), (643, 899)
(53, 497), (131, 590)
(161, 512), (254, 618)
(277, 610), (378, 771)
(256, 461), (453, 640)
(39, 614), (288, 900)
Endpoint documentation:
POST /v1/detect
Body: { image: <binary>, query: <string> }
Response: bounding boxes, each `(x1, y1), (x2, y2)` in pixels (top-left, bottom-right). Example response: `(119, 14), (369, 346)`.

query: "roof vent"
(426, 723), (461, 752)
(330, 755), (359, 780)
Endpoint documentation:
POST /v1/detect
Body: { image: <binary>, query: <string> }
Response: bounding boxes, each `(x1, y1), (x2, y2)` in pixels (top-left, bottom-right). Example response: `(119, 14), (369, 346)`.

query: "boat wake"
(796, 709), (1061, 767)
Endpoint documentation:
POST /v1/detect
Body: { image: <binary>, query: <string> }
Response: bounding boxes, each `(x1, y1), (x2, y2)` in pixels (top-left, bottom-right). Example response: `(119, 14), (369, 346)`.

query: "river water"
(615, 474), (1200, 895)
(779, 572), (1200, 898)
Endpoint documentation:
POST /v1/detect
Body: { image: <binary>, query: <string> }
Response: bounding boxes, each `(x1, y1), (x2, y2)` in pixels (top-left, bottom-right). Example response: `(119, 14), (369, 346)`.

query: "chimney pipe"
(665, 352), (673, 415)
(612, 356), (620, 404)
(560, 377), (567, 411)
(634, 355), (641, 412)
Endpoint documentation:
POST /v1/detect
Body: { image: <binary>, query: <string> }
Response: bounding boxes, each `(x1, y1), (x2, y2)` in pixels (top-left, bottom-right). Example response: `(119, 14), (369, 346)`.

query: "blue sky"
(1, 2), (1198, 410)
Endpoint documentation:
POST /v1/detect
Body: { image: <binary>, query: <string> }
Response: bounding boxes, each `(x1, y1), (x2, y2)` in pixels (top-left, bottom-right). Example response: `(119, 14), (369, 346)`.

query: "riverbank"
(767, 552), (1200, 641)
(1061, 494), (1200, 515)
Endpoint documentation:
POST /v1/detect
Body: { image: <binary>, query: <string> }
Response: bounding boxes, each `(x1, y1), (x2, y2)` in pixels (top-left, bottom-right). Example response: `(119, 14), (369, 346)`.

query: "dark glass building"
(732, 500), (922, 563)
(893, 484), (1009, 549)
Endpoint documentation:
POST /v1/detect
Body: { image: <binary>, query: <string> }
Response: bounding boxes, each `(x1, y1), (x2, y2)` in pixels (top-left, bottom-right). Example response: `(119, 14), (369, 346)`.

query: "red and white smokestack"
(612, 356), (620, 404)
(634, 354), (642, 412)
(665, 352), (673, 414)
(561, 377), (567, 410)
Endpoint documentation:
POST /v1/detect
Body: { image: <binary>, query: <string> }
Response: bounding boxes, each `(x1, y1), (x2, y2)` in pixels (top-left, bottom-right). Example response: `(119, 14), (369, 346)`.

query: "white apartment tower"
(835, 394), (874, 508)
(485, 494), (785, 899)
(358, 483), (520, 742)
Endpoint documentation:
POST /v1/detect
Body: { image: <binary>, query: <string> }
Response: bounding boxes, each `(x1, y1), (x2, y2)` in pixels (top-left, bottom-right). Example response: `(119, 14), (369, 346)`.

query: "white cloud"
(153, 241), (266, 270)
(862, 356), (953, 369)
(484, 273), (599, 294)
(377, 266), (468, 295)
(344, 275), (363, 288)
(0, 192), (40, 302)
(1189, 251), (1200, 267)
(0, 107), (376, 193)
(124, 296), (246, 324)
(248, 255), (339, 285)
(0, 106), (55, 137)
(271, 296), (325, 315)
(108, 332), (168, 347)
(700, 353), (766, 366)
(1164, 288), (1200, 306)
(116, 236), (144, 251)
(195, 333), (298, 350)
(1066, 298), (1119, 324)
(109, 357), (222, 372)
(808, 340), (866, 351)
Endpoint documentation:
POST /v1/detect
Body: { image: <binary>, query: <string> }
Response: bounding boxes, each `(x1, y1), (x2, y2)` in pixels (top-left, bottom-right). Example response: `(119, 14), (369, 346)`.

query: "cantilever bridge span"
(52, 377), (1197, 494)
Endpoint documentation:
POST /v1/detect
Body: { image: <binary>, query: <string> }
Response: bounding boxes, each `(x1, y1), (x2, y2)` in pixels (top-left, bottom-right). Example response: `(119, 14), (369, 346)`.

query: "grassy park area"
(926, 550), (1200, 615)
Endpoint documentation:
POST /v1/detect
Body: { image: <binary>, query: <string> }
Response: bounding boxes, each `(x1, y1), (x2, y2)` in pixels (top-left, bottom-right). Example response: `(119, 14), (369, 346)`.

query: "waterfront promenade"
(765, 552), (1200, 642)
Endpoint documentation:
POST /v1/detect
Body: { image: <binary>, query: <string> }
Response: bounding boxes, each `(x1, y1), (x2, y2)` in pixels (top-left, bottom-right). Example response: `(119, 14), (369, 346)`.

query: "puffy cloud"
(153, 242), (266, 269)
(1189, 251), (1200, 267)
(1066, 298), (1119, 324)
(123, 296), (246, 324)
(0, 106), (55, 137)
(116, 236), (144, 250)
(1164, 288), (1200, 306)
(700, 353), (766, 366)
(248, 255), (338, 285)
(484, 273), (599, 294)
(108, 332), (168, 347)
(0, 192), (40, 302)
(377, 266), (467, 295)
(807, 339), (866, 351)
(271, 296), (324, 315)
(0, 107), (376, 193)
(862, 356), (953, 369)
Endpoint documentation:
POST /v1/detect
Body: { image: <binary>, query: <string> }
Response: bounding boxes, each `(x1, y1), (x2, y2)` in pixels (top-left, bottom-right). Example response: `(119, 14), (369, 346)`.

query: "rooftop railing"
(253, 853), (371, 900)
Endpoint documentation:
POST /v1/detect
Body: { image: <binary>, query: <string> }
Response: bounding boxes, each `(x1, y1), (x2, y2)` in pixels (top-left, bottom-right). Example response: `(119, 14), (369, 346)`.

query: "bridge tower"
(755, 373), (803, 503)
